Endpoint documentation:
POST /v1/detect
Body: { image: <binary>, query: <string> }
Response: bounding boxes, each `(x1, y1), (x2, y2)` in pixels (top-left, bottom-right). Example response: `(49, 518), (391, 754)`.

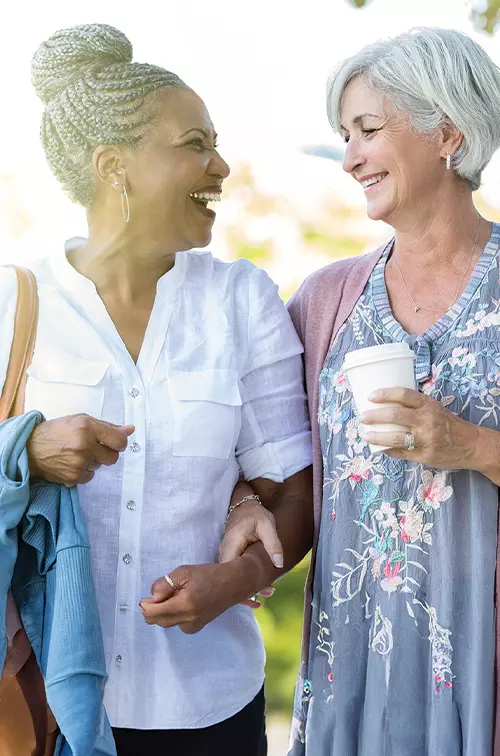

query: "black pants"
(112, 686), (267, 756)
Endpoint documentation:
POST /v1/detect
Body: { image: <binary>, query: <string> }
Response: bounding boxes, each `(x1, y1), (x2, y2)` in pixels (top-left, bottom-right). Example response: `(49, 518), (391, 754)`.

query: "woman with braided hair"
(0, 23), (314, 756)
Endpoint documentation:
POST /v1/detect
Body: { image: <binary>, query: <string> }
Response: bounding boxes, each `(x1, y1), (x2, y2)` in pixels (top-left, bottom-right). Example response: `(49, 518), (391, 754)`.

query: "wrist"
(26, 427), (42, 478)
(220, 552), (270, 604)
(471, 426), (500, 486)
(473, 425), (500, 485)
(225, 494), (261, 528)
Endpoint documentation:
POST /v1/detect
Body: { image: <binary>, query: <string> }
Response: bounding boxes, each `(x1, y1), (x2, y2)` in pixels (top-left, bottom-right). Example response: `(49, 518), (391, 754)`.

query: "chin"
(366, 200), (392, 223)
(189, 230), (212, 250)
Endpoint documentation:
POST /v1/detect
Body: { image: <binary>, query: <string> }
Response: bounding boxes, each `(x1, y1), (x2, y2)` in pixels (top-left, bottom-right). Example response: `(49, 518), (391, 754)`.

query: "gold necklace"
(392, 214), (482, 314)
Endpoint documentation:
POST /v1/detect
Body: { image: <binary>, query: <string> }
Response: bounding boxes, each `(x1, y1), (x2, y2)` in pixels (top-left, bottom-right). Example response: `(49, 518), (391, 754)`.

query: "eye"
(362, 128), (380, 137)
(342, 134), (350, 144)
(187, 137), (205, 150)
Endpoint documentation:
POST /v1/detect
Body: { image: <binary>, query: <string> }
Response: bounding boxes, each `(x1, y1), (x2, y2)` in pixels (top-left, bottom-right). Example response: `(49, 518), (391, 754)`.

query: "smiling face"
(118, 86), (230, 250)
(340, 76), (446, 226)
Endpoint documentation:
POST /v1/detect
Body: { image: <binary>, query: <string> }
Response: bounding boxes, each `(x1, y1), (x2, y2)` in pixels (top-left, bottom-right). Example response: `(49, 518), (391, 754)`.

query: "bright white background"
(0, 0), (499, 266)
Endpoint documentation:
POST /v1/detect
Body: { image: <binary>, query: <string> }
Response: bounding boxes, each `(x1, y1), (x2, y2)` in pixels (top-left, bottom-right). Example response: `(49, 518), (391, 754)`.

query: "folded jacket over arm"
(0, 411), (116, 756)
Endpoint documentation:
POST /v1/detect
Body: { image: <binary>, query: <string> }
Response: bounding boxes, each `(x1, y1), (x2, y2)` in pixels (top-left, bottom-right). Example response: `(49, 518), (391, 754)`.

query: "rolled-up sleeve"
(236, 268), (312, 482)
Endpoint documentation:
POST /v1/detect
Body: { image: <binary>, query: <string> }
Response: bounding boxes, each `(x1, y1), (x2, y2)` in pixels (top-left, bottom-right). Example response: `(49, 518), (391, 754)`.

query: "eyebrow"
(178, 127), (218, 140)
(340, 113), (382, 131)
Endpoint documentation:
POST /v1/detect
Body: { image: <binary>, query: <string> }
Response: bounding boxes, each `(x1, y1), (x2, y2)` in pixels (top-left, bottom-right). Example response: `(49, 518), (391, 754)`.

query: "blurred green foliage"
(345, 0), (500, 34)
(256, 556), (310, 713)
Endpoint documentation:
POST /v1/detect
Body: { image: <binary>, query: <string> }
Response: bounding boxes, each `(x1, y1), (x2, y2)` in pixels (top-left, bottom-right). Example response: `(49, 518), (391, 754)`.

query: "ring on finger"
(403, 432), (416, 452)
(164, 573), (179, 592)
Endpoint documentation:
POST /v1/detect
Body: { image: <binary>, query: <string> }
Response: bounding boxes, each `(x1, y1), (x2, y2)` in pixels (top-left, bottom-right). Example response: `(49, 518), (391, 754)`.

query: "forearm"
(238, 466), (314, 592)
(473, 425), (500, 486)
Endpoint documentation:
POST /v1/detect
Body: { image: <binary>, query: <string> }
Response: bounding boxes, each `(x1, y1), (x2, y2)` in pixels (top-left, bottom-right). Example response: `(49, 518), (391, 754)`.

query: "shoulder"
(287, 245), (386, 340)
(185, 250), (278, 298)
(293, 248), (383, 303)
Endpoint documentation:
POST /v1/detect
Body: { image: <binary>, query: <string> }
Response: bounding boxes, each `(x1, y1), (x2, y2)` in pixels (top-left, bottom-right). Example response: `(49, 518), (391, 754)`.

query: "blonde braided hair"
(32, 24), (185, 206)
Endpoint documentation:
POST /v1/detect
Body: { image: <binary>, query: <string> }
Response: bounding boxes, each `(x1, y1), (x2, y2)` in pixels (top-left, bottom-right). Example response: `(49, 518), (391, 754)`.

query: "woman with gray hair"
(285, 26), (500, 756)
(0, 22), (315, 756)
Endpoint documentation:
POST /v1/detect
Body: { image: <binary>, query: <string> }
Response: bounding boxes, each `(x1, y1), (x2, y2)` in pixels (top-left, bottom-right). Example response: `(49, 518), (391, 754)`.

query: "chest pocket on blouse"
(169, 369), (242, 460)
(25, 353), (109, 421)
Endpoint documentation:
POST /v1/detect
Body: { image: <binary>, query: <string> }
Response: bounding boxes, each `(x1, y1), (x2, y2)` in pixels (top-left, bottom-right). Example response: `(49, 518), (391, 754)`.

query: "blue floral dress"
(299, 223), (500, 756)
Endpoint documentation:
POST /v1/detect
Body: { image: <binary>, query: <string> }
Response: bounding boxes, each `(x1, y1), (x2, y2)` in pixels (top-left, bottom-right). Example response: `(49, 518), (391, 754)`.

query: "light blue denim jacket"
(0, 411), (116, 756)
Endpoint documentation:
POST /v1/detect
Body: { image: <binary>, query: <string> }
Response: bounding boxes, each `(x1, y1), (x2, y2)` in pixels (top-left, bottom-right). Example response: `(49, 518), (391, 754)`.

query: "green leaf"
(390, 550), (406, 564)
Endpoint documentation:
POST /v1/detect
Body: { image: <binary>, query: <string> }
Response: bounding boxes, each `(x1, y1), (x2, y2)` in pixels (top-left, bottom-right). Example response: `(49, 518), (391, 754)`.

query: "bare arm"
(220, 467), (314, 581)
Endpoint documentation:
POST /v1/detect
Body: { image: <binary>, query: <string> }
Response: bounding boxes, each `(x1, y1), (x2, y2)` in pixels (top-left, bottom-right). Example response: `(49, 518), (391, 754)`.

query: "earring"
(120, 184), (130, 223)
(445, 153), (452, 170)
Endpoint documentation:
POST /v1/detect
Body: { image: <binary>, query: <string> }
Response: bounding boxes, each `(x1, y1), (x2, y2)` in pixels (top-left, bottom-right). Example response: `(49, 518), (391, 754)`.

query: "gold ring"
(164, 574), (178, 591)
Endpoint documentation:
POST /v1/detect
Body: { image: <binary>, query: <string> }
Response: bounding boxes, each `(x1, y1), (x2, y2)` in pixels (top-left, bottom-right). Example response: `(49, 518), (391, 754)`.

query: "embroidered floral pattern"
(294, 229), (500, 754)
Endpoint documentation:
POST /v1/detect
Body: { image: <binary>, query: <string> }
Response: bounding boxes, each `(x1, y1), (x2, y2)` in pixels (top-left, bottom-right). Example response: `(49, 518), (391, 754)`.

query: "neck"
(389, 189), (489, 272)
(68, 213), (178, 302)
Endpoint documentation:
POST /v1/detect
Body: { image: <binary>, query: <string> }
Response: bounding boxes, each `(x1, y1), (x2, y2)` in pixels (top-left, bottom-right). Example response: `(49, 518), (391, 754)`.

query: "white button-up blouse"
(0, 246), (311, 730)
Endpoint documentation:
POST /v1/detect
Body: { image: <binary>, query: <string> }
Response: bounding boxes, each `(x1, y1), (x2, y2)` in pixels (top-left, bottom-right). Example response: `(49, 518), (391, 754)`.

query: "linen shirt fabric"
(0, 246), (312, 730)
(286, 228), (500, 755)
(0, 411), (116, 756)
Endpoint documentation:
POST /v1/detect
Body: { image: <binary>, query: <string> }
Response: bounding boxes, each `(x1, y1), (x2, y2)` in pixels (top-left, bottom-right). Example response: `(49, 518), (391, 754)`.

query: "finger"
(368, 387), (424, 408)
(360, 407), (415, 428)
(360, 428), (416, 451)
(148, 575), (179, 603)
(258, 586), (275, 598)
(93, 444), (120, 467)
(240, 598), (262, 609)
(92, 420), (136, 452)
(139, 594), (186, 626)
(255, 517), (284, 569)
(85, 458), (102, 472)
(218, 531), (255, 564)
(78, 469), (96, 485)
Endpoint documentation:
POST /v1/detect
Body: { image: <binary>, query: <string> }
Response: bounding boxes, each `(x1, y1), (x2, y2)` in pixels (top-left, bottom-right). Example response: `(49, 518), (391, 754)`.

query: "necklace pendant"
(414, 305), (421, 313)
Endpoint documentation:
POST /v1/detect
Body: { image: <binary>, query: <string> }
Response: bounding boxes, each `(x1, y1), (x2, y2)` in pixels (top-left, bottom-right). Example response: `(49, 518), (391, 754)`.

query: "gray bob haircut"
(327, 27), (500, 191)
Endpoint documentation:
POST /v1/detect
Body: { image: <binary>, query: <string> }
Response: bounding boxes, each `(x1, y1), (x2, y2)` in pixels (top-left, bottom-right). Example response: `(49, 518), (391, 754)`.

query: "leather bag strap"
(0, 265), (39, 422)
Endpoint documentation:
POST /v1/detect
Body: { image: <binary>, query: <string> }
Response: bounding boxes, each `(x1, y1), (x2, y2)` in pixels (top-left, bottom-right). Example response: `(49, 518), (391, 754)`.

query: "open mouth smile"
(359, 172), (388, 192)
(189, 189), (222, 219)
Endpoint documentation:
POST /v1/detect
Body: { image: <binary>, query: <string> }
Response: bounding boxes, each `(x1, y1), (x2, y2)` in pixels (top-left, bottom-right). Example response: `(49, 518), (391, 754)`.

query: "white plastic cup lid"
(343, 342), (415, 372)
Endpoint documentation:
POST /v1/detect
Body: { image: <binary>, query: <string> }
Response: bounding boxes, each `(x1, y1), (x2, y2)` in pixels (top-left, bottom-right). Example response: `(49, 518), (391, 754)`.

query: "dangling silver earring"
(114, 181), (130, 223)
(120, 185), (130, 223)
(445, 153), (452, 170)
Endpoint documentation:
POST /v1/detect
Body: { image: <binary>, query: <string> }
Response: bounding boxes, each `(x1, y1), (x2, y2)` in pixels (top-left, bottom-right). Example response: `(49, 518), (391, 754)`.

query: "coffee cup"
(342, 342), (416, 453)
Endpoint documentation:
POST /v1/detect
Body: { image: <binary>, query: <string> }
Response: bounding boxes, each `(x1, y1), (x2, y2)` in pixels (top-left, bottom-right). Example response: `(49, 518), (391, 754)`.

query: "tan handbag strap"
(0, 265), (39, 422)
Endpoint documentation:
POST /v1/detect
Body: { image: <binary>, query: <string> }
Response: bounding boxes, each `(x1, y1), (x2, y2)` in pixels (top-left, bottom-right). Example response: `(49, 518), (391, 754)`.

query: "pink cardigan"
(287, 246), (500, 754)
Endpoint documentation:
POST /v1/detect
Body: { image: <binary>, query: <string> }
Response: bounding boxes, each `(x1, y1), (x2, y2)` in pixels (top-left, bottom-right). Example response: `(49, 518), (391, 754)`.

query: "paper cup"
(342, 342), (416, 453)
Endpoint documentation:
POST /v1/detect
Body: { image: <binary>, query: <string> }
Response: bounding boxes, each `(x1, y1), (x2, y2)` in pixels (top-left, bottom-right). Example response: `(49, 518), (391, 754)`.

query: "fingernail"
(273, 554), (284, 568)
(359, 413), (367, 422)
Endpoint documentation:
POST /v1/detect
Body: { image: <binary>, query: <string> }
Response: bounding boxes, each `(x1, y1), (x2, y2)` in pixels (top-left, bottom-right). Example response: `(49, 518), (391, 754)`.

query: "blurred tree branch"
(345, 0), (500, 34)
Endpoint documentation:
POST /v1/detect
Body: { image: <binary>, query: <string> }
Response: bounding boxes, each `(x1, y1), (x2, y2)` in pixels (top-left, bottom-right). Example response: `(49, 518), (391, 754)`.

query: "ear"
(438, 121), (463, 161)
(92, 145), (127, 189)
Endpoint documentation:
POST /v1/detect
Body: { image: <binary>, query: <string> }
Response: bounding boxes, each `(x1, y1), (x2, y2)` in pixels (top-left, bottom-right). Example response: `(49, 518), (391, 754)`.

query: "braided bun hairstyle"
(32, 24), (185, 206)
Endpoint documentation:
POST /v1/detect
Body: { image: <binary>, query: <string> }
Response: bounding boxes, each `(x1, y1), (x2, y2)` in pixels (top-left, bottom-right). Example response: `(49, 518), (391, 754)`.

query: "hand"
(27, 414), (135, 485)
(218, 498), (282, 607)
(218, 499), (284, 568)
(360, 387), (480, 470)
(139, 558), (261, 634)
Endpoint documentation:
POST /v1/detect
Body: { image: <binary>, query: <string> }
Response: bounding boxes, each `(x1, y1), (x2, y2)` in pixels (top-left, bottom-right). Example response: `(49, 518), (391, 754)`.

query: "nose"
(209, 150), (230, 180)
(342, 138), (367, 176)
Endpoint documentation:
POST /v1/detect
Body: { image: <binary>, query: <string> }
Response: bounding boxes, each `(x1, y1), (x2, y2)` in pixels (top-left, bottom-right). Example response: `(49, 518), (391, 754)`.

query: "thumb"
(256, 519), (284, 569)
(218, 531), (253, 564)
(144, 575), (178, 604)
